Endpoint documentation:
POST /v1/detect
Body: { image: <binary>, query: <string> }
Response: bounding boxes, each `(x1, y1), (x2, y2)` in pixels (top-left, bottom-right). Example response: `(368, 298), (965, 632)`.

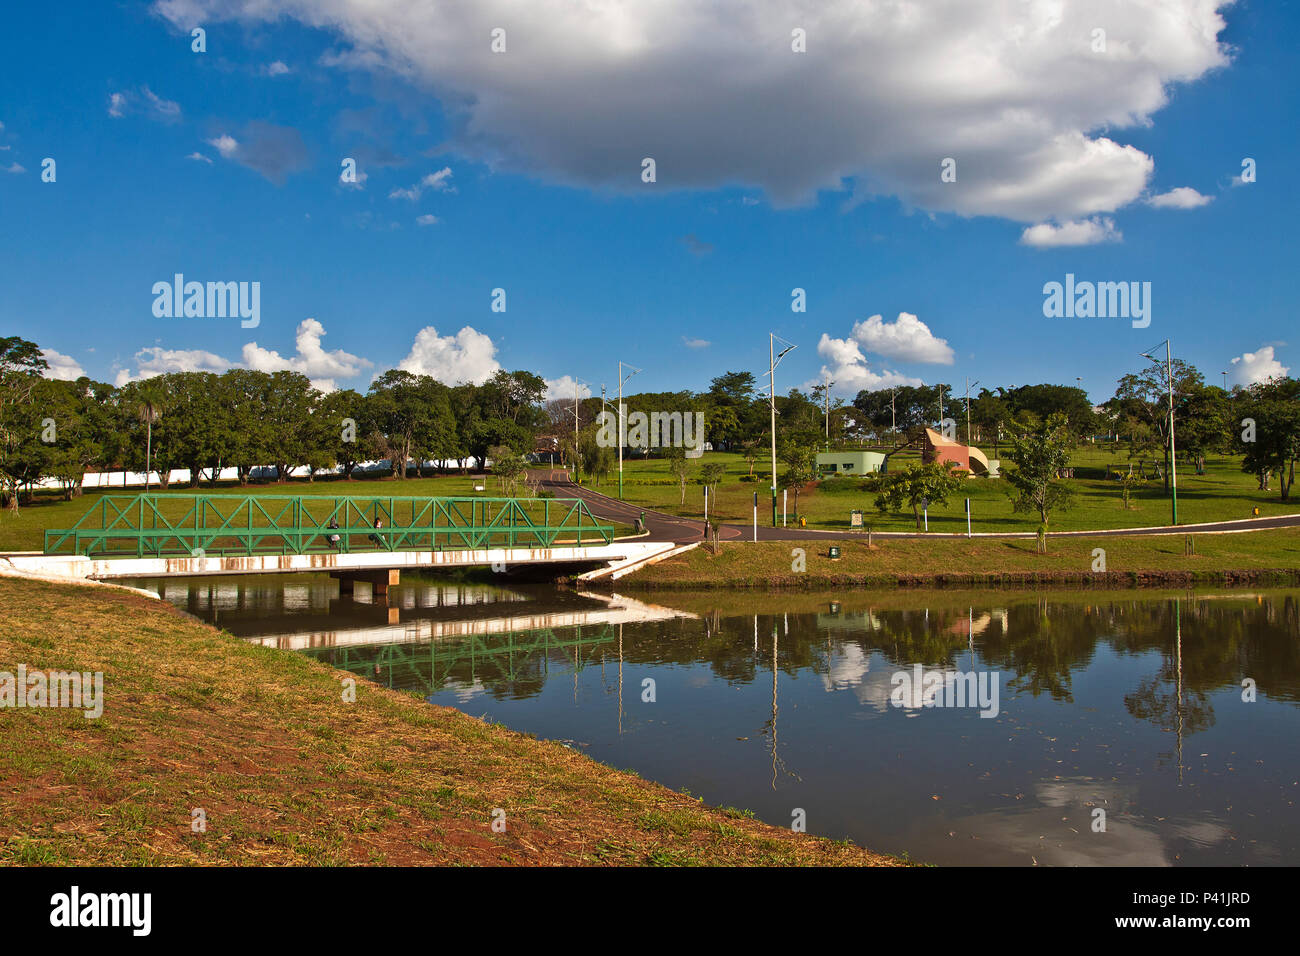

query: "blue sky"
(1, 0), (1296, 402)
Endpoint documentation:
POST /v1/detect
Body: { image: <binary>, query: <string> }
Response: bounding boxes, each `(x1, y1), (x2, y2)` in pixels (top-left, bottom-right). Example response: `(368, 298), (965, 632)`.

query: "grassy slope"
(622, 530), (1300, 589)
(0, 576), (899, 866)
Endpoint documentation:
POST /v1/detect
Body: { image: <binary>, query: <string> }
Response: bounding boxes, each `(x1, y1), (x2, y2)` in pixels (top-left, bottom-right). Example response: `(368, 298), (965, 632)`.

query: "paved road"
(533, 468), (1300, 544)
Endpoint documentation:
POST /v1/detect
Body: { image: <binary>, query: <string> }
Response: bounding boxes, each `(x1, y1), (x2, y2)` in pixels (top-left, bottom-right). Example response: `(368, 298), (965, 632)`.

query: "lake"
(135, 573), (1300, 865)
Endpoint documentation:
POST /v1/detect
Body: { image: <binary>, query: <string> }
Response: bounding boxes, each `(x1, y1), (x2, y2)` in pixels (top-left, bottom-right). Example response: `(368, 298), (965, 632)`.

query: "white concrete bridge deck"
(1, 540), (689, 584)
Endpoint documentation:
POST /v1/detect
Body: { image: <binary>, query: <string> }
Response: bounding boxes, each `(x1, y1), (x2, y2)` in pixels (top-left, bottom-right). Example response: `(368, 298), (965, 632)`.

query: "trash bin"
(799, 516), (807, 528)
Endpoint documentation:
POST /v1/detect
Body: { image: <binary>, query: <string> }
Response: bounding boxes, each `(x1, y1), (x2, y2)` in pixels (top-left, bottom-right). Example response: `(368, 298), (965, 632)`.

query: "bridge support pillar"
(331, 569), (400, 596)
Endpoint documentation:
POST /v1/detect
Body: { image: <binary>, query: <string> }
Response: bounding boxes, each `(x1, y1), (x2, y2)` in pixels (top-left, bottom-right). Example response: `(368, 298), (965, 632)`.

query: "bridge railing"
(43, 494), (617, 558)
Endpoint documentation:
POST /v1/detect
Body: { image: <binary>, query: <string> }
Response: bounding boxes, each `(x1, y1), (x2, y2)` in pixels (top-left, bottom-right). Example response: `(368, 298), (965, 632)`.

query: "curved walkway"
(533, 468), (1300, 545)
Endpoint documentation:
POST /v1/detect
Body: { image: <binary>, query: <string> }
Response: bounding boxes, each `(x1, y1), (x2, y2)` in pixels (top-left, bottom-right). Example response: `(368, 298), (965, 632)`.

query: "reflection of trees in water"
(301, 593), (1300, 722)
(1124, 677), (1214, 737)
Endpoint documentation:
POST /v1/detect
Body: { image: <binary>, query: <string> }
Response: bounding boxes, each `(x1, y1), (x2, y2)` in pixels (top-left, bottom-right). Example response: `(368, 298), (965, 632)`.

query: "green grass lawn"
(590, 447), (1294, 534)
(623, 530), (1300, 589)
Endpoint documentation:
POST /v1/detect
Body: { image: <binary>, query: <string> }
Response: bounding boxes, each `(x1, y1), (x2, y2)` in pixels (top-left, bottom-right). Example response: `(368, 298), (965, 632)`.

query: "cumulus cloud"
(113, 319), (369, 389)
(1146, 186), (1213, 209)
(242, 318), (373, 391)
(266, 60), (291, 76)
(1230, 346), (1288, 386)
(389, 166), (454, 200)
(114, 346), (234, 387)
(844, 313), (954, 365)
(544, 375), (592, 403)
(206, 122), (309, 184)
(397, 325), (501, 384)
(1020, 217), (1122, 248)
(2, 162), (23, 174)
(108, 92), (127, 118)
(415, 213), (438, 225)
(187, 151), (213, 164)
(41, 349), (85, 381)
(154, 0), (1231, 222)
(208, 134), (238, 158)
(812, 333), (922, 395)
(682, 336), (710, 349)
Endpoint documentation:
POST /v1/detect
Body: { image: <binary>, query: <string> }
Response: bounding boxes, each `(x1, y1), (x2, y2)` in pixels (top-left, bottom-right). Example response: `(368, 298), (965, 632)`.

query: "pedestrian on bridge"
(368, 517), (385, 549)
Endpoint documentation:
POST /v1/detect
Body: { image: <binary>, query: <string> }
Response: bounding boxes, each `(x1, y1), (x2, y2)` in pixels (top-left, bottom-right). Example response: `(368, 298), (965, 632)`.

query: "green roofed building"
(816, 451), (887, 475)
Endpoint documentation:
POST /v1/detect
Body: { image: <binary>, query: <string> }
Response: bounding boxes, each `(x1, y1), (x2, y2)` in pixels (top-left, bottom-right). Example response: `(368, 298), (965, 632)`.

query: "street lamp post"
(616, 361), (640, 500)
(767, 333), (797, 527)
(964, 377), (980, 445)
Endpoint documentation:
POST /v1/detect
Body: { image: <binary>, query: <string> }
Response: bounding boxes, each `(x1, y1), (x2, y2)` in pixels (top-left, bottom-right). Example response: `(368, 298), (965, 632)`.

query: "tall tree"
(1002, 413), (1076, 527)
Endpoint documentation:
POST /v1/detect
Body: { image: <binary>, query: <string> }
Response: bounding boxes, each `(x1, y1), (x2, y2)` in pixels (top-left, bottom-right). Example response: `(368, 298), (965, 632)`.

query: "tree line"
(4, 335), (1299, 512)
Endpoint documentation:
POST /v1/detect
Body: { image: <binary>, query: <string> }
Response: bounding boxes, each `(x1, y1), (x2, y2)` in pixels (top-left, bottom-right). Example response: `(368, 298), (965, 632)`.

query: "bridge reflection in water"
(136, 574), (693, 702)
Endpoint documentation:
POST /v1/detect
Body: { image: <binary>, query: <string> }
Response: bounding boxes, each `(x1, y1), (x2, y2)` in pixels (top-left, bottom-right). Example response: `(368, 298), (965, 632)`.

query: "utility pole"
(767, 333), (797, 527)
(616, 361), (640, 500)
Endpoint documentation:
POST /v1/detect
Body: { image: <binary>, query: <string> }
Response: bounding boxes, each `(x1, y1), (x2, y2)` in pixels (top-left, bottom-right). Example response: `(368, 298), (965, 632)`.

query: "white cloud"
(1020, 217), (1121, 248)
(142, 86), (182, 121)
(41, 349), (85, 381)
(415, 213), (438, 226)
(108, 92), (127, 118)
(846, 312), (954, 365)
(208, 134), (239, 158)
(544, 375), (592, 403)
(1146, 186), (1213, 209)
(1230, 346), (1288, 386)
(155, 0), (1231, 222)
(2, 162), (23, 175)
(389, 166), (454, 200)
(187, 151), (213, 164)
(266, 60), (291, 76)
(397, 325), (501, 384)
(242, 318), (373, 392)
(812, 333), (922, 395)
(114, 319), (370, 390)
(682, 336), (710, 349)
(114, 347), (234, 387)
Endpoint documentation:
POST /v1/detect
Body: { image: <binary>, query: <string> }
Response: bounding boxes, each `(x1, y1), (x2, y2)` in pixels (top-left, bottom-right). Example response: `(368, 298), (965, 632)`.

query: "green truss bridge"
(13, 493), (685, 586)
(42, 493), (614, 558)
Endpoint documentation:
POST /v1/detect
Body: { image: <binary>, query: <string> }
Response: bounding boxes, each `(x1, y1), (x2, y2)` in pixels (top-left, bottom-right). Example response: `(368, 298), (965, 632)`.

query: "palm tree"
(136, 388), (164, 491)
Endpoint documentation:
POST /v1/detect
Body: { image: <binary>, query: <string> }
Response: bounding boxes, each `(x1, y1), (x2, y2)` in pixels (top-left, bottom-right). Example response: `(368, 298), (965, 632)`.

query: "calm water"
(136, 574), (1300, 866)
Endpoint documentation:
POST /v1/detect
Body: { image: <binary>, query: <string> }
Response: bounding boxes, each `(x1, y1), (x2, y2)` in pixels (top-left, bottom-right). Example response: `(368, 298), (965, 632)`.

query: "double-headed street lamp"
(766, 333), (797, 526)
(616, 360), (640, 500)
